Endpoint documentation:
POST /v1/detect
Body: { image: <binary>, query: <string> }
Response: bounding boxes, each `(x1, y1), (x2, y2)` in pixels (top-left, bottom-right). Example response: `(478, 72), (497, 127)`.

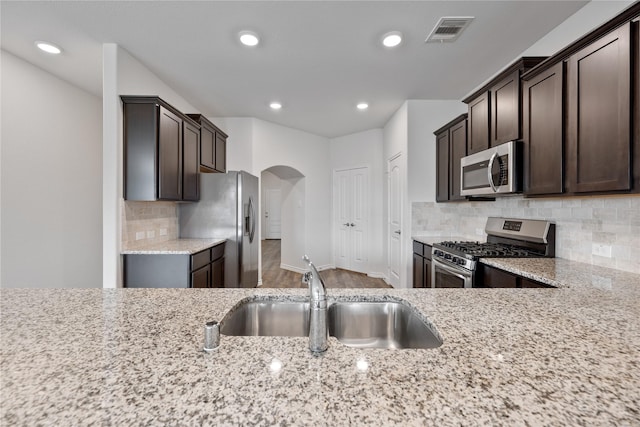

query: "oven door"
(431, 258), (473, 288)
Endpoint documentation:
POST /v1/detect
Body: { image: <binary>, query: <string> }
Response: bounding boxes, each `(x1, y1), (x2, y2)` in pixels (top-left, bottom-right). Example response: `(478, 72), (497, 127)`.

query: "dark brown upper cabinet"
(466, 92), (490, 155)
(434, 114), (468, 202)
(122, 96), (200, 202)
(182, 121), (200, 201)
(463, 57), (547, 155)
(566, 22), (632, 194)
(187, 114), (228, 174)
(522, 61), (565, 196)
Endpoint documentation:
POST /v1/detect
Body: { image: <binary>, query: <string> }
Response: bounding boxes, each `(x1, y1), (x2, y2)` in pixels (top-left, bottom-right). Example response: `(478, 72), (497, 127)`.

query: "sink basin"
(328, 301), (442, 349)
(220, 300), (310, 337)
(220, 298), (442, 349)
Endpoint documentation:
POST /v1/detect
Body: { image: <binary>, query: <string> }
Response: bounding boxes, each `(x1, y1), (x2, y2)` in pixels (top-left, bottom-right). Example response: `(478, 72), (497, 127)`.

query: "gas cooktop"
(432, 217), (556, 272)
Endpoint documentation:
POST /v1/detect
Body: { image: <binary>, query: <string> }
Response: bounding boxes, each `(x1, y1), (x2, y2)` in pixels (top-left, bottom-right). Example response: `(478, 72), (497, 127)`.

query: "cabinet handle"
(343, 223), (350, 227)
(349, 223), (355, 227)
(394, 230), (401, 235)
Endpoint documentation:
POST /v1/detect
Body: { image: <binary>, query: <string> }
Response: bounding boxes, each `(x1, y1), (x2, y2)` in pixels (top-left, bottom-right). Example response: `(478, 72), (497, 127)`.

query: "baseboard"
(367, 272), (387, 280)
(280, 263), (306, 274)
(280, 263), (335, 274)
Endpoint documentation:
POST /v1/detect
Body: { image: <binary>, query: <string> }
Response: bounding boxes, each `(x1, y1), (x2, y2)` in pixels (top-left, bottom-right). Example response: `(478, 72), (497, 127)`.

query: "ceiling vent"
(425, 16), (474, 43)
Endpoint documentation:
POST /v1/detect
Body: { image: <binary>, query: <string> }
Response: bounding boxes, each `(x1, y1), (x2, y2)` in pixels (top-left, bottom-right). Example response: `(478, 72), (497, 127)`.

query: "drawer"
(211, 242), (225, 261)
(423, 244), (432, 261)
(191, 249), (211, 271)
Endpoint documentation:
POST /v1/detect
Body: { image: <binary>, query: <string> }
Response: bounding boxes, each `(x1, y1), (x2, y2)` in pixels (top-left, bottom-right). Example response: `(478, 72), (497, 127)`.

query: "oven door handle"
(432, 258), (473, 288)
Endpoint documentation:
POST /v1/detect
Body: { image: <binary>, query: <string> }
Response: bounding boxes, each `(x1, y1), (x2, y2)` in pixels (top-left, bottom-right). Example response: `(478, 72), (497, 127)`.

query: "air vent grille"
(426, 16), (474, 43)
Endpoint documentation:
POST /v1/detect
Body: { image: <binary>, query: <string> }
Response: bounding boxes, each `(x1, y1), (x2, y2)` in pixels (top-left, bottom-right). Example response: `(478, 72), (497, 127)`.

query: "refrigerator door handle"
(248, 197), (256, 243)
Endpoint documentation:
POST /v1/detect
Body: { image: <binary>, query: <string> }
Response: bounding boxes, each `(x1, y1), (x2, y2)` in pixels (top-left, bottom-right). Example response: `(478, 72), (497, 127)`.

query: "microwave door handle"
(487, 152), (498, 193)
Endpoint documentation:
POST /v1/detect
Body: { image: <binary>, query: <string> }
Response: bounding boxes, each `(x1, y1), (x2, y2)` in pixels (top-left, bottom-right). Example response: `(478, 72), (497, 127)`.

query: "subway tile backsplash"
(412, 195), (640, 274)
(121, 200), (178, 250)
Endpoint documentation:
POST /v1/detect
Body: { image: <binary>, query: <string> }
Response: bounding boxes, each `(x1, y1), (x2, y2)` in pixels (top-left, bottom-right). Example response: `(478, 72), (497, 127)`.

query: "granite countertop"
(480, 257), (639, 290)
(2, 273), (639, 425)
(121, 238), (225, 255)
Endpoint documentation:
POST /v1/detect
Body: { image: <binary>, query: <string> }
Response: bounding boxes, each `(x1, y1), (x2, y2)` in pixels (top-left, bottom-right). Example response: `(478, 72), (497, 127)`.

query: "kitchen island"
(1, 263), (639, 425)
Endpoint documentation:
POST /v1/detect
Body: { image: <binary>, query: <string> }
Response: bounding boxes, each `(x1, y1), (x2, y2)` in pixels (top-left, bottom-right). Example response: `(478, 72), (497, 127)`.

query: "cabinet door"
(191, 265), (210, 288)
(523, 62), (565, 195)
(413, 253), (424, 288)
(567, 23), (631, 193)
(435, 130), (450, 202)
(158, 106), (183, 200)
(200, 125), (215, 170)
(449, 119), (467, 201)
(182, 121), (200, 201)
(467, 92), (490, 154)
(211, 257), (224, 288)
(481, 265), (517, 288)
(424, 256), (432, 288)
(491, 70), (521, 146)
(215, 132), (227, 173)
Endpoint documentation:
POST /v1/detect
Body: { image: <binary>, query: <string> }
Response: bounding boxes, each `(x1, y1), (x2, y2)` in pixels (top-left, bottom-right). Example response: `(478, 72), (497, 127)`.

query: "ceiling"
(1, 1), (592, 138)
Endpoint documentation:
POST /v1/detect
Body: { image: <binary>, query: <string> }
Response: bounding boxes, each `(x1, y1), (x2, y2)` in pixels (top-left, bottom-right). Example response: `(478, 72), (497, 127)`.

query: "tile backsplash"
(412, 195), (640, 274)
(121, 200), (178, 250)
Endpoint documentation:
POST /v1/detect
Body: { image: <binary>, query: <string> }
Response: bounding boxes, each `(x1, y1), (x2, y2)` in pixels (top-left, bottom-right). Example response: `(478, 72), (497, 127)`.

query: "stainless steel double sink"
(220, 298), (442, 349)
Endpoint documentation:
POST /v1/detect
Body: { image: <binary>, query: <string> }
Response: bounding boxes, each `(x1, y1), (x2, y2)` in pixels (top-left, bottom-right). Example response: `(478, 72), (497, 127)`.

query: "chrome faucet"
(302, 255), (328, 353)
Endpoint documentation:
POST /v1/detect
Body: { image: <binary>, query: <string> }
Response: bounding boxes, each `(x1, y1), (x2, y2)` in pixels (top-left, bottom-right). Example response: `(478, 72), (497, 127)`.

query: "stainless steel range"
(431, 217), (555, 288)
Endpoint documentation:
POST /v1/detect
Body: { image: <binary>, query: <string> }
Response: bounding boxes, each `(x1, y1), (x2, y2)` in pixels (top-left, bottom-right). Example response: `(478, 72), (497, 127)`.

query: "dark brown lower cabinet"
(124, 242), (225, 288)
(479, 264), (553, 288)
(412, 241), (432, 288)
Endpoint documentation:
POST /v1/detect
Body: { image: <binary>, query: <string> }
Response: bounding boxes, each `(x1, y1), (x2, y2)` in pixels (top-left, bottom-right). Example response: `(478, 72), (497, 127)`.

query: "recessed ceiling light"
(239, 31), (260, 47)
(357, 103), (369, 110)
(382, 31), (402, 48)
(270, 102), (282, 110)
(35, 41), (62, 54)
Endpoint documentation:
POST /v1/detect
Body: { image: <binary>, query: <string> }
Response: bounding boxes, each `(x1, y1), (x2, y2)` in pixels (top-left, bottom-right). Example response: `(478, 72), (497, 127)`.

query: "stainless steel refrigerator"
(179, 171), (259, 288)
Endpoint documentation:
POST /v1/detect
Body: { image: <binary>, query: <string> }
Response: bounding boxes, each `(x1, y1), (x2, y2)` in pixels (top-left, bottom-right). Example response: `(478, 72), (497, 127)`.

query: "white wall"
(329, 129), (385, 276)
(521, 0), (635, 57)
(251, 119), (332, 271)
(407, 101), (468, 203)
(1, 50), (102, 288)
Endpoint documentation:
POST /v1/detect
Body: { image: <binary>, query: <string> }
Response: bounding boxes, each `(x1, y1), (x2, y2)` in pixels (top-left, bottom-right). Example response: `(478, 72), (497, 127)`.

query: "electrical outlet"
(159, 228), (167, 236)
(147, 230), (156, 239)
(592, 243), (612, 258)
(135, 231), (145, 240)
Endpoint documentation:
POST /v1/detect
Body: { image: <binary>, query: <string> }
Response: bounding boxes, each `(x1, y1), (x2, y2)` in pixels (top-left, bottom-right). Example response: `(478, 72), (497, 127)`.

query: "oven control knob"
(434, 250), (442, 257)
(457, 258), (466, 266)
(444, 254), (452, 260)
(451, 256), (458, 264)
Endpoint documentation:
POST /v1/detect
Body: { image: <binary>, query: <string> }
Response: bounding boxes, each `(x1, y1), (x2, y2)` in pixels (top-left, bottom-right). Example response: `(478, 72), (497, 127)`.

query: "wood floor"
(260, 239), (391, 289)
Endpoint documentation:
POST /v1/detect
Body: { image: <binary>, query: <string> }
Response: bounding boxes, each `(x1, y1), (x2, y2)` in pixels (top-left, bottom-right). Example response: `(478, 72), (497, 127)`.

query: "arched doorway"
(260, 166), (305, 286)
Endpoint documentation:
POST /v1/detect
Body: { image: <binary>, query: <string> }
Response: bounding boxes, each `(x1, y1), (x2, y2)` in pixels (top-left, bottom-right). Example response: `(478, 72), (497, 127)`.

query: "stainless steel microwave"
(460, 140), (522, 196)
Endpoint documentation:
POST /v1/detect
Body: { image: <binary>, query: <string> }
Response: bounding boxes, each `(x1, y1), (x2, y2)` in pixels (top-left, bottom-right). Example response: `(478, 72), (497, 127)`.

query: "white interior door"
(388, 155), (402, 288)
(334, 167), (369, 273)
(264, 189), (281, 239)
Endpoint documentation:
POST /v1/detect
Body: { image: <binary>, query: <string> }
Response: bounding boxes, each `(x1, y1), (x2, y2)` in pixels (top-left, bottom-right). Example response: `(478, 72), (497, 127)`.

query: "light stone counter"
(121, 238), (225, 255)
(2, 276), (639, 425)
(479, 257), (640, 290)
